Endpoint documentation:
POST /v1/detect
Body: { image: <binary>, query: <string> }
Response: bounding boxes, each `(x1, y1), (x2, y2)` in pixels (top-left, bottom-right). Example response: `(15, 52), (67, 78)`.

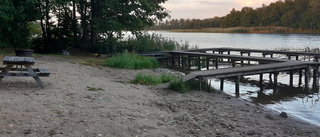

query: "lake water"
(153, 31), (320, 126)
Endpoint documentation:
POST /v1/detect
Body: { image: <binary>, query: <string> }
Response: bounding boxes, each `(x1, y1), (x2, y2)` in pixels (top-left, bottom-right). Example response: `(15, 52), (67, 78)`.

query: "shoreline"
(0, 55), (319, 136)
(150, 27), (320, 34)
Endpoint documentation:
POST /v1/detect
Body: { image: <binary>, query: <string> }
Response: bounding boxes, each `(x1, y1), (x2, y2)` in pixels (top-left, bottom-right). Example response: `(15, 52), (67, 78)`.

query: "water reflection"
(211, 77), (320, 126)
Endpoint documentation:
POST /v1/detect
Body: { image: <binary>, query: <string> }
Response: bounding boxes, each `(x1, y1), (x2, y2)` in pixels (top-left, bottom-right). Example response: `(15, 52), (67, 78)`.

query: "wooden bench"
(38, 67), (50, 76)
(0, 67), (50, 77)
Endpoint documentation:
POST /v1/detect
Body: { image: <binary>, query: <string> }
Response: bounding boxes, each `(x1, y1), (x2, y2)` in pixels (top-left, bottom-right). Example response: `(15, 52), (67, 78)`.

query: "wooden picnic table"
(0, 56), (50, 88)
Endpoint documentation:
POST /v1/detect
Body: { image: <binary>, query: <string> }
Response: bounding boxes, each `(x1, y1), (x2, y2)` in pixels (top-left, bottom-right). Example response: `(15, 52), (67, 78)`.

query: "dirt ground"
(0, 55), (319, 137)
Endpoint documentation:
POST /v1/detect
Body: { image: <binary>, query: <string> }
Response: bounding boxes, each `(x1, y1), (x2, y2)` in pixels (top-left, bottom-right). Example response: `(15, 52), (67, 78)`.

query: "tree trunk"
(90, 0), (97, 48)
(72, 0), (78, 48)
(79, 0), (89, 46)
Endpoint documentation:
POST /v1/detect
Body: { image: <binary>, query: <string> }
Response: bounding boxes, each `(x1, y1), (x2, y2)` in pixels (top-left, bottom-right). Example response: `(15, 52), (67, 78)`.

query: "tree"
(0, 0), (39, 48)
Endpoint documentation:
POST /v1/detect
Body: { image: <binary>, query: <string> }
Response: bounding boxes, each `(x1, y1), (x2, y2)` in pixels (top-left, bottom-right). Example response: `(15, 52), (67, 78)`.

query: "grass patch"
(169, 77), (213, 93)
(131, 73), (175, 85)
(104, 52), (159, 69)
(87, 87), (103, 91)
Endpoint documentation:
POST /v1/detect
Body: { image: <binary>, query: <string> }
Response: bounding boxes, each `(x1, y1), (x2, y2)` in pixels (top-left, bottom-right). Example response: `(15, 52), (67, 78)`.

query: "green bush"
(104, 52), (159, 69)
(131, 73), (175, 85)
(169, 77), (189, 93)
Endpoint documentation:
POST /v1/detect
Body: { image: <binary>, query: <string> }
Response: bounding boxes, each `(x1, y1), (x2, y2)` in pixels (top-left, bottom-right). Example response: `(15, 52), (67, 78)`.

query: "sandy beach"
(0, 55), (319, 137)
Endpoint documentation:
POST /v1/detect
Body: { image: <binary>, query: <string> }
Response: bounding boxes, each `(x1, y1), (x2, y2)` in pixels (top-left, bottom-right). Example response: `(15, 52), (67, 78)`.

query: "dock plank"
(183, 61), (310, 81)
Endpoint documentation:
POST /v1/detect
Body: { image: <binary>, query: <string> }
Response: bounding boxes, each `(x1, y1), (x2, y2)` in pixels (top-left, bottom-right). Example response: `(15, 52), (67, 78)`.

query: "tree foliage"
(153, 0), (320, 31)
(0, 0), (168, 53)
(0, 0), (39, 48)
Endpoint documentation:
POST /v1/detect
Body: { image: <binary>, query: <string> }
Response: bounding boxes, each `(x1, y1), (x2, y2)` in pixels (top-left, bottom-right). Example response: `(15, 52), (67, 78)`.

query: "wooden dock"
(141, 48), (320, 96)
(183, 61), (309, 81)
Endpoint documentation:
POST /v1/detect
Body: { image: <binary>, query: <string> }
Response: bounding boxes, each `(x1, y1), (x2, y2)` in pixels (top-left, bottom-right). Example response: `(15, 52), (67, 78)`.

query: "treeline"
(152, 0), (320, 30)
(0, 0), (168, 53)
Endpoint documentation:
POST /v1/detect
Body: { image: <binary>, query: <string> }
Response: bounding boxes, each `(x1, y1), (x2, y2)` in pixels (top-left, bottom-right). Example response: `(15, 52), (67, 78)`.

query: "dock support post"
(296, 56), (299, 61)
(188, 56), (191, 70)
(290, 70), (293, 87)
(178, 55), (181, 67)
(181, 55), (185, 68)
(299, 69), (303, 86)
(206, 58), (210, 70)
(269, 73), (273, 84)
(273, 72), (278, 93)
(171, 55), (174, 66)
(305, 67), (310, 90)
(259, 74), (263, 92)
(235, 76), (240, 97)
(220, 78), (224, 91)
(313, 66), (319, 91)
(232, 60), (235, 67)
(215, 59), (219, 69)
(198, 57), (201, 70)
(248, 53), (251, 64)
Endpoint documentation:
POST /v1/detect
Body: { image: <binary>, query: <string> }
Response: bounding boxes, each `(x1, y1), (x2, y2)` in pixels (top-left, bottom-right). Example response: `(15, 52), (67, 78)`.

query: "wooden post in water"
(198, 56), (201, 70)
(305, 67), (310, 90)
(273, 72), (279, 93)
(232, 60), (236, 67)
(235, 76), (240, 97)
(248, 53), (251, 64)
(215, 59), (219, 69)
(313, 66), (319, 90)
(259, 73), (263, 92)
(220, 78), (224, 91)
(290, 70), (293, 87)
(269, 73), (273, 84)
(296, 56), (299, 61)
(299, 69), (303, 86)
(206, 58), (210, 70)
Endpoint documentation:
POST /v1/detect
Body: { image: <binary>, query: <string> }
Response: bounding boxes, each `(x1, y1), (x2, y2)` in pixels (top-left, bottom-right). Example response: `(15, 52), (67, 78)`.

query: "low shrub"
(169, 77), (213, 93)
(104, 52), (159, 69)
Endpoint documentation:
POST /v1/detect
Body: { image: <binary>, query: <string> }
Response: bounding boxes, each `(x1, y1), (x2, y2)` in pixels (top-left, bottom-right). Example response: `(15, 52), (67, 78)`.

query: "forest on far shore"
(151, 0), (320, 32)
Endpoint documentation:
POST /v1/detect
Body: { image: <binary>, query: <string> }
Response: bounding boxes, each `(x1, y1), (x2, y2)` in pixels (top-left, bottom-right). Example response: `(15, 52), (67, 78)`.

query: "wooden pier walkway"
(183, 61), (310, 81)
(140, 48), (320, 95)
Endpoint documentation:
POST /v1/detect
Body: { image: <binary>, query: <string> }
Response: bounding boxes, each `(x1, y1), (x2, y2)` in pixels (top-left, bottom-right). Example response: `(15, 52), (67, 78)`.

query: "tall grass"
(131, 73), (175, 85)
(124, 33), (192, 53)
(104, 52), (159, 69)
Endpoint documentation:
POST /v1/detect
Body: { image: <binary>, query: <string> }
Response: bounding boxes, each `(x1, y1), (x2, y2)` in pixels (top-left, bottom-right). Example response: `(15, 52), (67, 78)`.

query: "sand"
(0, 55), (319, 137)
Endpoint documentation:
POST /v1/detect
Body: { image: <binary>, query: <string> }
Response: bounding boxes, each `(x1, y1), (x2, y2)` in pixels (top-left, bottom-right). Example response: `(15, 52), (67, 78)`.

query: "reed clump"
(104, 52), (159, 69)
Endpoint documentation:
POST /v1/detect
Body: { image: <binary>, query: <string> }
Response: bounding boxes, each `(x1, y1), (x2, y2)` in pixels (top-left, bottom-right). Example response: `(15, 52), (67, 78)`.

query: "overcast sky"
(162, 0), (278, 19)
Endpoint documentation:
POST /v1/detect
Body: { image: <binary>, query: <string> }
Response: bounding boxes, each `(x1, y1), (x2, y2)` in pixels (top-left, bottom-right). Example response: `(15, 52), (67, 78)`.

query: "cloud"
(235, 0), (275, 7)
(162, 0), (277, 19)
(163, 0), (237, 19)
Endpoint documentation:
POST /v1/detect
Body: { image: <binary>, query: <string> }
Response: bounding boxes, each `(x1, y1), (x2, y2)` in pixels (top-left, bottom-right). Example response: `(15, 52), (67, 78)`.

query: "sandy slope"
(0, 56), (319, 137)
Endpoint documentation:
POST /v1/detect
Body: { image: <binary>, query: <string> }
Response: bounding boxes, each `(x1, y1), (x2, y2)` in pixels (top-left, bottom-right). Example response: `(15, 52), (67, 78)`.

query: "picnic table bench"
(0, 56), (50, 88)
